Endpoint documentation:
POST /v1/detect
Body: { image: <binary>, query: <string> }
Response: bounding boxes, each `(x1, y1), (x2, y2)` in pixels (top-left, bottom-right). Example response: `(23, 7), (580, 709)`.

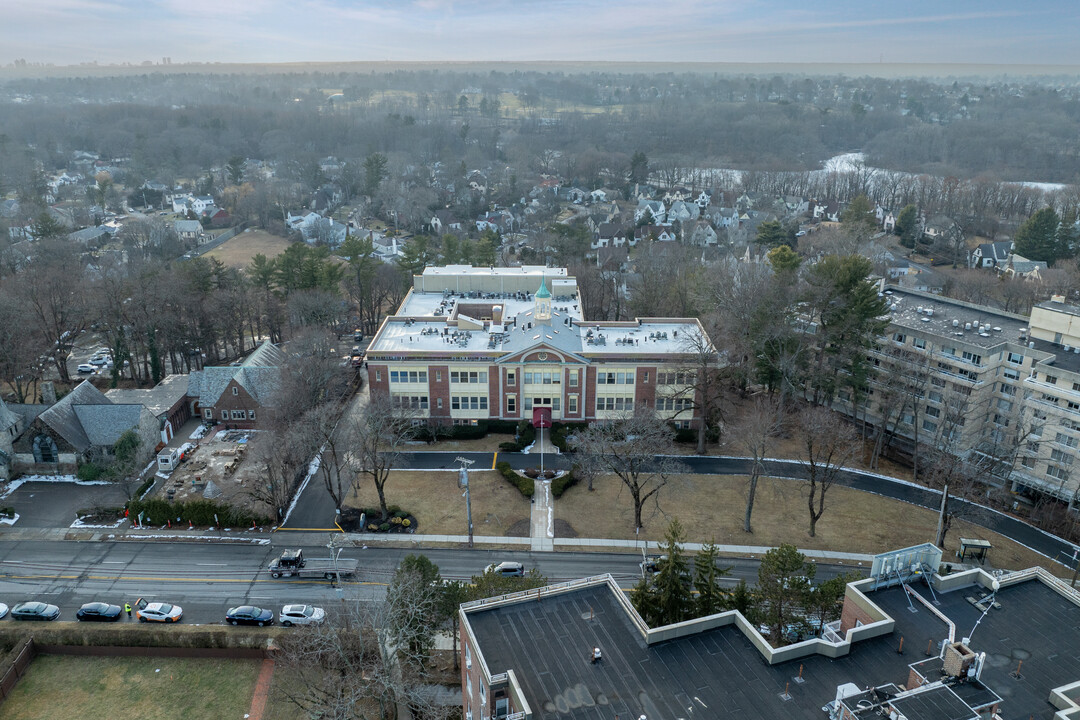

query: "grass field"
(553, 473), (1057, 573)
(0, 655), (262, 720)
(346, 469), (531, 537)
(204, 230), (293, 269)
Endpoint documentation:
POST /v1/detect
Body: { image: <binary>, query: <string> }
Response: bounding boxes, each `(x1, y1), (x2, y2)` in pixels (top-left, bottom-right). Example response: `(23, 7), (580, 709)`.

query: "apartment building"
(364, 266), (713, 429)
(840, 287), (1080, 508)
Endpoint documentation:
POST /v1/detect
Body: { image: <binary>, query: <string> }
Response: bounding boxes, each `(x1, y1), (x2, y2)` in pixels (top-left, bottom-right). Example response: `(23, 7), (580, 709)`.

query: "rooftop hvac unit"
(1030, 342), (1036, 348)
(926, 308), (934, 316)
(965, 323), (972, 330)
(917, 306), (924, 313)
(993, 326), (1002, 332)
(1066, 346), (1072, 353)
(952, 319), (959, 327)
(1073, 347), (1079, 354)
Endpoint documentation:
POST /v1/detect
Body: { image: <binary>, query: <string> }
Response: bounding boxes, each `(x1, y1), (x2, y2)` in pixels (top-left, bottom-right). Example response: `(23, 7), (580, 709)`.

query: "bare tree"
(352, 393), (417, 519)
(299, 402), (353, 513)
(798, 406), (858, 537)
(570, 410), (686, 532)
(273, 592), (454, 720)
(248, 420), (317, 522)
(18, 239), (89, 383)
(731, 396), (783, 533)
(672, 320), (724, 454)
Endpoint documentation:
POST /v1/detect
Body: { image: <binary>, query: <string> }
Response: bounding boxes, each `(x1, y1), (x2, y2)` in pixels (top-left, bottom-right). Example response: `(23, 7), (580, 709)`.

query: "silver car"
(279, 604), (326, 626)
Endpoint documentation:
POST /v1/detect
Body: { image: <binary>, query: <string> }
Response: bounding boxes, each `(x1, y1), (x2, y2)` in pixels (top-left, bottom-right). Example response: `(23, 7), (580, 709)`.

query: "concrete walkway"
(530, 480), (554, 552)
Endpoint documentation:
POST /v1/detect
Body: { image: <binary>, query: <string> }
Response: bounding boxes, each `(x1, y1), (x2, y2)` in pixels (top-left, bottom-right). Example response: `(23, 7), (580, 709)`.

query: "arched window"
(33, 435), (59, 464)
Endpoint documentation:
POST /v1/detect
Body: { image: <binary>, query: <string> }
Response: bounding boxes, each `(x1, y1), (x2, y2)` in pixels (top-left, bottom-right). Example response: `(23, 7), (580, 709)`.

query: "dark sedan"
(76, 602), (122, 622)
(225, 605), (274, 627)
(11, 602), (60, 621)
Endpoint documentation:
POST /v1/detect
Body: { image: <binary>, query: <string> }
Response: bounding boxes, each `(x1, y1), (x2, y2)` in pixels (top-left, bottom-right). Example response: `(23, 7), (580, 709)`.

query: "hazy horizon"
(3, 0), (1078, 71)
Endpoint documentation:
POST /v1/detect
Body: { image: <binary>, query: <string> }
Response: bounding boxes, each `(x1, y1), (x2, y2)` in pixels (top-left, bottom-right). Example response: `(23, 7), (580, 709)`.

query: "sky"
(2, 0), (1079, 68)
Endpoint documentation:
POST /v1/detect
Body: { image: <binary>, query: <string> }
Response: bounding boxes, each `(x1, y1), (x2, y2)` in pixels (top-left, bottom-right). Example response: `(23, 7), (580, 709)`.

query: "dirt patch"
(554, 473), (1061, 574)
(346, 470), (530, 537)
(152, 429), (268, 518)
(553, 518), (578, 538)
(204, 230), (293, 269)
(504, 518), (530, 537)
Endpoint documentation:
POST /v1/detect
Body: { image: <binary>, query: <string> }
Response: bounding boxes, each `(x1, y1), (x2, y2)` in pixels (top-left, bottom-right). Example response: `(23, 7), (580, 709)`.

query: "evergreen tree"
(1014, 207), (1063, 264)
(397, 235), (435, 276)
(629, 151), (649, 185)
(766, 244), (801, 273)
(756, 544), (814, 645)
(363, 152), (388, 196)
(895, 204), (919, 248)
(31, 211), (65, 239)
(728, 579), (753, 616)
(693, 541), (731, 617)
(631, 519), (693, 626)
(841, 194), (877, 232)
(755, 220), (788, 248)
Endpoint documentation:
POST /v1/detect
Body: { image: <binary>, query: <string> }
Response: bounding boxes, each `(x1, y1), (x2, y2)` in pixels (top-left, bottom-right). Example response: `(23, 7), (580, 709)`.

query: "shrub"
(135, 476), (155, 499)
(391, 516), (403, 525)
(379, 523), (390, 532)
(394, 509), (409, 519)
(551, 471), (580, 498)
(402, 518), (411, 527)
(496, 461), (534, 498)
(125, 498), (270, 528)
(0, 507), (15, 518)
(367, 523), (379, 531)
(76, 463), (107, 482)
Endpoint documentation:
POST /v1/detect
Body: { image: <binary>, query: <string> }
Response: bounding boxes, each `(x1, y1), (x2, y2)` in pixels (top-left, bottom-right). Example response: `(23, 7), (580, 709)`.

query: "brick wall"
(584, 366), (597, 420)
(367, 364), (389, 397)
(488, 365), (501, 420)
(430, 365), (450, 422)
(839, 595), (876, 634)
(636, 366), (656, 411)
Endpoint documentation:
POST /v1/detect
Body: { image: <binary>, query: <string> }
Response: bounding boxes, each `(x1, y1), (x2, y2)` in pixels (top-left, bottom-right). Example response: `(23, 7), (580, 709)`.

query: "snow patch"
(1, 475), (111, 499)
(188, 424), (208, 441)
(0, 513), (18, 526)
(71, 516), (125, 529)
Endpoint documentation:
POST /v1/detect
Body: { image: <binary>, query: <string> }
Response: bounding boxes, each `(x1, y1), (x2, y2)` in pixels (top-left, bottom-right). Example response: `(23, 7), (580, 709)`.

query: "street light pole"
(456, 456), (475, 548)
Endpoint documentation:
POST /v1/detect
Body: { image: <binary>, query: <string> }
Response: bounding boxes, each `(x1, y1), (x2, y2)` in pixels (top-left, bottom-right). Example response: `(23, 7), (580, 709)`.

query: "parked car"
(11, 602), (60, 621)
(76, 363), (96, 373)
(640, 554), (669, 575)
(136, 601), (182, 623)
(88, 356), (109, 366)
(0, 603), (8, 619)
(76, 602), (122, 622)
(226, 605), (274, 626)
(279, 604), (326, 627)
(486, 561), (525, 577)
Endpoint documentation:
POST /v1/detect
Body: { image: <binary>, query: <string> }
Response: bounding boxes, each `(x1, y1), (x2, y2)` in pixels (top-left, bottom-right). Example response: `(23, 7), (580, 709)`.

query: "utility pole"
(457, 456), (475, 548)
(935, 483), (949, 549)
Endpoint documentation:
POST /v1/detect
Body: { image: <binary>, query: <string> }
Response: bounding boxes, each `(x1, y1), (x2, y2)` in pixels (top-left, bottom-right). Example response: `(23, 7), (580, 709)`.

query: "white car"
(136, 602), (183, 623)
(0, 603), (8, 619)
(76, 363), (96, 373)
(279, 604), (326, 626)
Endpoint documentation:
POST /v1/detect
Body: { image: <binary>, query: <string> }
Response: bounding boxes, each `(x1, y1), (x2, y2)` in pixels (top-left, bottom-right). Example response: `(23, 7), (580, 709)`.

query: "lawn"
(203, 230), (293, 269)
(346, 469), (531, 537)
(554, 473), (1058, 573)
(0, 655), (262, 720)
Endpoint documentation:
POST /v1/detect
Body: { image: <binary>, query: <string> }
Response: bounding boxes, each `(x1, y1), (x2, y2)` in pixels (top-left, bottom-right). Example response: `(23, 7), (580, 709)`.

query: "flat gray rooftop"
(467, 577), (1080, 720)
(885, 289), (1029, 350)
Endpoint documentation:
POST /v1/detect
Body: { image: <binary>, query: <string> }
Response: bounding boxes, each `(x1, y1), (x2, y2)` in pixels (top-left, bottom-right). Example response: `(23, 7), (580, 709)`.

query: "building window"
(1047, 465), (1069, 480)
(568, 372), (578, 387)
(437, 398), (443, 409)
(922, 420), (937, 432)
(1046, 374), (1059, 385)
(231, 410), (245, 420)
(961, 350), (982, 365)
(435, 371), (442, 382)
(1021, 456), (1037, 469)
(507, 370), (515, 386)
(465, 644), (471, 669)
(568, 395), (578, 413)
(248, 410), (256, 420)
(925, 406), (940, 418)
(204, 409), (213, 419)
(221, 410), (228, 420)
(1056, 432), (1078, 448)
(642, 372), (649, 383)
(232, 387), (239, 396)
(506, 396), (516, 413)
(524, 397), (533, 410)
(913, 338), (926, 350)
(375, 370), (382, 382)
(1070, 401), (1080, 412)
(1051, 448), (1075, 465)
(1003, 369), (1020, 381)
(451, 371), (487, 384)
(1008, 352), (1024, 364)
(928, 391), (943, 403)
(893, 333), (907, 344)
(390, 370), (428, 384)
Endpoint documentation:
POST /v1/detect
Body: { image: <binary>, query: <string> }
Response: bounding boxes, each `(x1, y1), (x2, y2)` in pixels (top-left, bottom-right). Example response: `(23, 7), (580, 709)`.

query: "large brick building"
(364, 266), (714, 428)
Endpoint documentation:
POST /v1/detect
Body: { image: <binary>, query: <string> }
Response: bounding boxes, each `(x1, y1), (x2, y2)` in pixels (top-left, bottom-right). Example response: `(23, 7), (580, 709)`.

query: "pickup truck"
(267, 549), (359, 580)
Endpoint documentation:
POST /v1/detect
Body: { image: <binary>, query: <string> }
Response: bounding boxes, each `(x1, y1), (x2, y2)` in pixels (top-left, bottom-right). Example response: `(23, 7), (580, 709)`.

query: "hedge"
(125, 498), (271, 527)
(496, 461), (534, 498)
(76, 463), (107, 482)
(551, 470), (580, 498)
(412, 418), (520, 442)
(0, 625), (284, 650)
(135, 476), (155, 499)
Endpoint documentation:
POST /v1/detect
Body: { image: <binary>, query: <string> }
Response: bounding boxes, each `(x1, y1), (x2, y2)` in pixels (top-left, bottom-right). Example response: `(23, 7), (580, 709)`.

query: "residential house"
(187, 341), (284, 429)
(812, 199), (842, 222)
(712, 207), (739, 228)
(201, 207), (231, 228)
(667, 200), (699, 223)
(662, 187), (691, 203)
(969, 240), (1013, 268)
(0, 397), (25, 480)
(635, 225), (677, 243)
(1001, 253), (1047, 281)
(784, 195), (810, 215)
(68, 226), (110, 246)
(371, 234), (405, 262)
(592, 223), (627, 249)
(882, 211), (897, 233)
(694, 190), (712, 210)
(686, 220), (718, 247)
(10, 380), (159, 475)
(566, 187), (587, 204)
(595, 245), (629, 271)
(431, 209), (463, 235)
(633, 199), (666, 224)
(924, 215), (963, 246)
(174, 219), (204, 243)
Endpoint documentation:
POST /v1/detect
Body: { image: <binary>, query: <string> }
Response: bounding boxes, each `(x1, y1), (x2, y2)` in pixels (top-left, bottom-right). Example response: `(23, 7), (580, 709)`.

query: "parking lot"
(2, 478), (128, 528)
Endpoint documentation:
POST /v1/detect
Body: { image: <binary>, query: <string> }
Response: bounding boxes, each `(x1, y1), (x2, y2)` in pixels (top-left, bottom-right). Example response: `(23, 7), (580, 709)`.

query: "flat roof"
(889, 685), (977, 720)
(466, 576), (1080, 720)
(885, 288), (1029, 350)
(421, 265), (567, 278)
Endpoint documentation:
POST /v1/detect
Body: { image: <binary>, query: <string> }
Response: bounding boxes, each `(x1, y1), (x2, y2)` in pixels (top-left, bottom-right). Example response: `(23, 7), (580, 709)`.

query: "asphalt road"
(0, 540), (859, 625)
(284, 450), (1080, 568)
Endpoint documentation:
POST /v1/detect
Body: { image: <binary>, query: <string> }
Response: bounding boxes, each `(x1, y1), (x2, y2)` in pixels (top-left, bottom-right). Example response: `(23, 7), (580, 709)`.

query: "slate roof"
(174, 219), (202, 234)
(36, 380), (112, 452)
(0, 398), (20, 434)
(73, 404), (144, 447)
(105, 374), (189, 417)
(189, 341), (284, 408)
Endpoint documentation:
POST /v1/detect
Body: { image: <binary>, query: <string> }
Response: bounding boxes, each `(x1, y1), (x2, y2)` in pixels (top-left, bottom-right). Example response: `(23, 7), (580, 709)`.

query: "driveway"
(2, 479), (128, 528)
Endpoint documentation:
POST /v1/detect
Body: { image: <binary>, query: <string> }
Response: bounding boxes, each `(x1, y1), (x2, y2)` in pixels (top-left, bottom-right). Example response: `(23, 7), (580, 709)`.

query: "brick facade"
(839, 595), (876, 634)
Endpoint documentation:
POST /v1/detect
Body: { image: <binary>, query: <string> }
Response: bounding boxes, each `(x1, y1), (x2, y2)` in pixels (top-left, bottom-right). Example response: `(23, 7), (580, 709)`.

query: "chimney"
(1052, 294), (1067, 304)
(492, 305), (503, 325)
(943, 642), (976, 678)
(41, 381), (57, 406)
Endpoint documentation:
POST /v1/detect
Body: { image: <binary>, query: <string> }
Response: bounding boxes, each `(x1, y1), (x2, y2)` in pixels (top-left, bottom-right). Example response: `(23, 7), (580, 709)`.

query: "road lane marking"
(2, 574), (390, 587)
(274, 527), (341, 532)
(197, 563), (228, 566)
(492, 452), (498, 469)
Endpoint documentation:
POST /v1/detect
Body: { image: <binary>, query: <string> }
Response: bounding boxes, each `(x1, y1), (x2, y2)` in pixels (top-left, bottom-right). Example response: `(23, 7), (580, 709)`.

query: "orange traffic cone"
(189, 520), (193, 530)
